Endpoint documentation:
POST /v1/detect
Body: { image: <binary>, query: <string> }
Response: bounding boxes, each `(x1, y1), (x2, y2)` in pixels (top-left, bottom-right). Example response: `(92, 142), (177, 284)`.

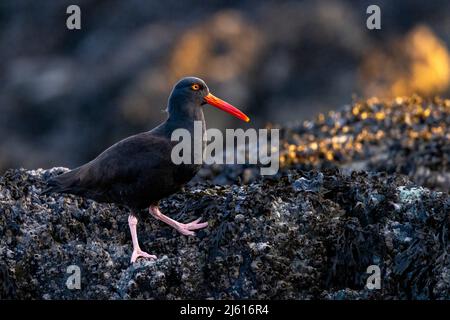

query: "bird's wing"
(46, 132), (174, 202)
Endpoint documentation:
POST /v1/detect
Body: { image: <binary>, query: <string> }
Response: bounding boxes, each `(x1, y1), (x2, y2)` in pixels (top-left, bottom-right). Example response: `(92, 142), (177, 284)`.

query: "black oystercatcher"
(44, 77), (250, 263)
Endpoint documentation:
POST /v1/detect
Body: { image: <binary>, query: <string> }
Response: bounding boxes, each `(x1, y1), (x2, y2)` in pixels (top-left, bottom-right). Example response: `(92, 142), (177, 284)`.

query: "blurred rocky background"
(1, 0), (450, 172)
(1, 1), (450, 299)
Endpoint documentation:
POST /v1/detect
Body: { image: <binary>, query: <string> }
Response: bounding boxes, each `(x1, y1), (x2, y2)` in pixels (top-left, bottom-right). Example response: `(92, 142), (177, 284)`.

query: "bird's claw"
(130, 250), (157, 263)
(176, 218), (208, 236)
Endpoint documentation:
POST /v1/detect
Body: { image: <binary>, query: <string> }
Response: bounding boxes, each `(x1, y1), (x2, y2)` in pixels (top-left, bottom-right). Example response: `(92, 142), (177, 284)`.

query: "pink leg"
(128, 215), (157, 263)
(149, 206), (208, 236)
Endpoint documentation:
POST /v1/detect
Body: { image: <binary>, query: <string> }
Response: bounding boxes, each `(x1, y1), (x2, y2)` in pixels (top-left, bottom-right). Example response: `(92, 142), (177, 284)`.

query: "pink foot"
(175, 218), (209, 236)
(149, 206), (209, 236)
(130, 250), (157, 263)
(128, 214), (157, 263)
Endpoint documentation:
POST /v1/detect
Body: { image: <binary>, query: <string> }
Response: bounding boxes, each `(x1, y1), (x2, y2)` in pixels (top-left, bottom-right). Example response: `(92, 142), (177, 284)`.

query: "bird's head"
(167, 77), (250, 122)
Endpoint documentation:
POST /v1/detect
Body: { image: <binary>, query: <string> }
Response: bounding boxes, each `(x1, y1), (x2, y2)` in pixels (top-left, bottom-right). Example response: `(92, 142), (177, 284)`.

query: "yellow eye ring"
(191, 84), (200, 91)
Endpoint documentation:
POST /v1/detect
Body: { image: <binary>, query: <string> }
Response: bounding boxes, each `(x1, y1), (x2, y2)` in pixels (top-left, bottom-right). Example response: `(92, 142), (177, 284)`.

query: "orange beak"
(204, 93), (250, 122)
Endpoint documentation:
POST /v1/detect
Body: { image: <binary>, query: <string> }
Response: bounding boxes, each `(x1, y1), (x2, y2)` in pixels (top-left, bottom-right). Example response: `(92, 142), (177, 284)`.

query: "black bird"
(44, 77), (250, 263)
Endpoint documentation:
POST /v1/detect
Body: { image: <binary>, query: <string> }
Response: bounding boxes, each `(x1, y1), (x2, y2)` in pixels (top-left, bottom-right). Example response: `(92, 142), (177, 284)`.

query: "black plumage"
(43, 76), (249, 263)
(44, 77), (205, 210)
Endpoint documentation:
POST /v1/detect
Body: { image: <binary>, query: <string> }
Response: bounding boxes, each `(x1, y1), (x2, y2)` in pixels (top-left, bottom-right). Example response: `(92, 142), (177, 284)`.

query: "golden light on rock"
(375, 112), (385, 121)
(359, 25), (450, 98)
(325, 151), (334, 161)
(309, 142), (318, 151)
(169, 11), (260, 82)
(360, 112), (368, 120)
(406, 26), (450, 95)
(431, 126), (444, 135)
(422, 107), (431, 118)
(278, 96), (449, 168)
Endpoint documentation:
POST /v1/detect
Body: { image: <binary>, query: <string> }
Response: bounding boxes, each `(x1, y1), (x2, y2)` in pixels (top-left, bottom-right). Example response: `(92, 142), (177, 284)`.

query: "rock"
(198, 96), (450, 193)
(293, 172), (324, 192)
(0, 167), (448, 299)
(1, 94), (449, 299)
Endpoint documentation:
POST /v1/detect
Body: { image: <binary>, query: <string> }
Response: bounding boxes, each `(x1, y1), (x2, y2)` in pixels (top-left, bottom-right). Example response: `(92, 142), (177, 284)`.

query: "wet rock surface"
(1, 96), (449, 299)
(0, 167), (448, 299)
(198, 96), (450, 192)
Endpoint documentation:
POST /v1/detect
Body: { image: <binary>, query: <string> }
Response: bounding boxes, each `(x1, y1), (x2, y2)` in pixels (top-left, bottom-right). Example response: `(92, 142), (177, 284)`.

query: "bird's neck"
(156, 105), (206, 140)
(168, 105), (204, 122)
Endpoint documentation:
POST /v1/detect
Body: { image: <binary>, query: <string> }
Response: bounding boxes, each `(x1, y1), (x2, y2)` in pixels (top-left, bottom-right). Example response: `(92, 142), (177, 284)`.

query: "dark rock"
(293, 172), (324, 192)
(0, 167), (448, 299)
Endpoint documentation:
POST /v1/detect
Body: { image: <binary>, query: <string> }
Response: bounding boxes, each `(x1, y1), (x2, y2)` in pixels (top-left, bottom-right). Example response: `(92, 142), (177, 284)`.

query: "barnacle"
(1, 95), (449, 299)
(277, 96), (450, 191)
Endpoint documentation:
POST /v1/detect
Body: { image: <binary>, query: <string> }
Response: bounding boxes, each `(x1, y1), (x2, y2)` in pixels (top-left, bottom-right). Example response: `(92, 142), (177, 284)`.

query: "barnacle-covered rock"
(0, 165), (448, 299)
(197, 96), (450, 192)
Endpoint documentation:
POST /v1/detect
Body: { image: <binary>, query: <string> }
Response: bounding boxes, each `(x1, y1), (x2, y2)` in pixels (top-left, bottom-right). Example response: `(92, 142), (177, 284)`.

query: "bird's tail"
(41, 169), (81, 196)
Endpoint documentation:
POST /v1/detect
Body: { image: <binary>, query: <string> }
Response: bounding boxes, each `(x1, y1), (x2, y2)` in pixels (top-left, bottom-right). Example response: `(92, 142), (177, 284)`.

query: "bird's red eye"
(191, 84), (200, 91)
